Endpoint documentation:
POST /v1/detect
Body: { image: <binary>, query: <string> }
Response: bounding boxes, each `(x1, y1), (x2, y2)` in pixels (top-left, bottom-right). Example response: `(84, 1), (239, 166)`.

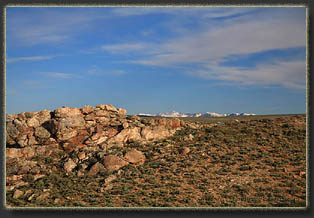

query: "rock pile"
(6, 104), (184, 152)
(6, 104), (185, 190)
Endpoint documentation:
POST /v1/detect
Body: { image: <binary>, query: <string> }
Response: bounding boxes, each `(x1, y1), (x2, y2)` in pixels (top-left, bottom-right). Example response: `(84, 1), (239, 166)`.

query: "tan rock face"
(103, 155), (128, 171)
(35, 126), (51, 139)
(64, 159), (77, 173)
(54, 107), (82, 118)
(117, 108), (127, 116)
(88, 162), (105, 175)
(6, 104), (184, 163)
(124, 149), (145, 165)
(96, 104), (118, 112)
(13, 189), (24, 199)
(104, 175), (117, 185)
(81, 105), (94, 114)
(36, 192), (50, 201)
(180, 147), (190, 155)
(78, 152), (86, 160)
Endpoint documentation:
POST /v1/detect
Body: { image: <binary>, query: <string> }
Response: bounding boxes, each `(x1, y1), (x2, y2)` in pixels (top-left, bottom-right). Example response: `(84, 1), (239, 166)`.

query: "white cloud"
(87, 65), (125, 76)
(111, 7), (255, 18)
(102, 43), (150, 53)
(107, 8), (305, 89)
(6, 55), (57, 63)
(39, 72), (80, 79)
(194, 59), (306, 89)
(102, 9), (305, 68)
(131, 17), (305, 67)
(6, 8), (108, 46)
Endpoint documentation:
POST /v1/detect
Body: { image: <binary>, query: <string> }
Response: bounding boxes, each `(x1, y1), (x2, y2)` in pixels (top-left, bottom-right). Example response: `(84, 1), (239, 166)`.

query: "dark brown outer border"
(0, 0), (313, 217)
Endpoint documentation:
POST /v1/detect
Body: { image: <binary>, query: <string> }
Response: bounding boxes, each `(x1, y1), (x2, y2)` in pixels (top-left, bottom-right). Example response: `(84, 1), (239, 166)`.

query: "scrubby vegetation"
(6, 114), (306, 207)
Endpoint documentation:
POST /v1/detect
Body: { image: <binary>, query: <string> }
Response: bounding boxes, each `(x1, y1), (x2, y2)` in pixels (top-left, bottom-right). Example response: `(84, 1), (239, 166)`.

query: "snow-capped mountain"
(137, 111), (256, 117)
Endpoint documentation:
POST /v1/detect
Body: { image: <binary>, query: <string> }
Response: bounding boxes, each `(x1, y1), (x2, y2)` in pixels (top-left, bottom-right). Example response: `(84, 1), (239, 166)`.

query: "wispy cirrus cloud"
(111, 7), (255, 19)
(101, 42), (162, 55)
(102, 43), (148, 53)
(6, 55), (57, 63)
(101, 8), (306, 89)
(194, 59), (306, 89)
(128, 16), (305, 67)
(6, 8), (108, 46)
(39, 72), (81, 79)
(87, 65), (125, 76)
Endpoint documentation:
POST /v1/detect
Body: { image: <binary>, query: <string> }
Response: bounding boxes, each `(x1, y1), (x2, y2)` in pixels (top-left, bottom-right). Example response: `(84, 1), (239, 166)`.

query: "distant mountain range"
(137, 111), (256, 118)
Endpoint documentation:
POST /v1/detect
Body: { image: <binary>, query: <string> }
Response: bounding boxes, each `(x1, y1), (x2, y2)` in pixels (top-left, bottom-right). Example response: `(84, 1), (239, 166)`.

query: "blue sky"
(6, 6), (306, 115)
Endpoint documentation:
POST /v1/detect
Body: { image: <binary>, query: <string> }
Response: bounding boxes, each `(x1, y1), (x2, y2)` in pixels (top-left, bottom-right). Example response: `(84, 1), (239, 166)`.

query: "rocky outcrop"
(6, 104), (185, 184)
(6, 104), (185, 152)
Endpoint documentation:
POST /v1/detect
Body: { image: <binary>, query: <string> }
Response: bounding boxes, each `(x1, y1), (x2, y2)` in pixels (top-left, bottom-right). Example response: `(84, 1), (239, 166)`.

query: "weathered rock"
(141, 126), (175, 141)
(6, 114), (18, 122)
(17, 160), (37, 174)
(104, 128), (119, 138)
(180, 147), (190, 155)
(129, 115), (140, 120)
(85, 113), (95, 121)
(103, 155), (128, 171)
(13, 189), (24, 199)
(167, 118), (184, 128)
(33, 174), (45, 181)
(81, 105), (94, 114)
(63, 159), (77, 173)
(24, 111), (38, 118)
(54, 107), (82, 118)
(77, 170), (84, 177)
(117, 108), (127, 116)
(6, 105), (183, 160)
(62, 131), (88, 153)
(78, 152), (86, 160)
(107, 127), (142, 145)
(122, 122), (129, 129)
(28, 193), (36, 201)
(6, 121), (20, 139)
(104, 175), (117, 185)
(124, 149), (145, 165)
(28, 135), (38, 145)
(6, 148), (22, 159)
(17, 134), (28, 147)
(184, 134), (194, 141)
(88, 162), (105, 175)
(55, 116), (86, 130)
(35, 126), (51, 139)
(299, 171), (306, 177)
(95, 110), (110, 117)
(27, 117), (40, 127)
(96, 104), (117, 112)
(36, 192), (50, 201)
(35, 144), (59, 156)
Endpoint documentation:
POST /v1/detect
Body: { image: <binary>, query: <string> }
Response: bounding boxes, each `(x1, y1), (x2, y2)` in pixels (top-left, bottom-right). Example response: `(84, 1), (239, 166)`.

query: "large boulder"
(103, 155), (128, 171)
(50, 115), (85, 141)
(96, 104), (118, 112)
(124, 149), (145, 165)
(87, 162), (105, 175)
(81, 105), (94, 114)
(107, 127), (142, 145)
(54, 107), (82, 118)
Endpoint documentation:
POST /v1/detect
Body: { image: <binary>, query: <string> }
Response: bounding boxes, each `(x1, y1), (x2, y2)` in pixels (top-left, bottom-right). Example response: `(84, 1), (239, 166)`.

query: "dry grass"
(6, 114), (306, 207)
